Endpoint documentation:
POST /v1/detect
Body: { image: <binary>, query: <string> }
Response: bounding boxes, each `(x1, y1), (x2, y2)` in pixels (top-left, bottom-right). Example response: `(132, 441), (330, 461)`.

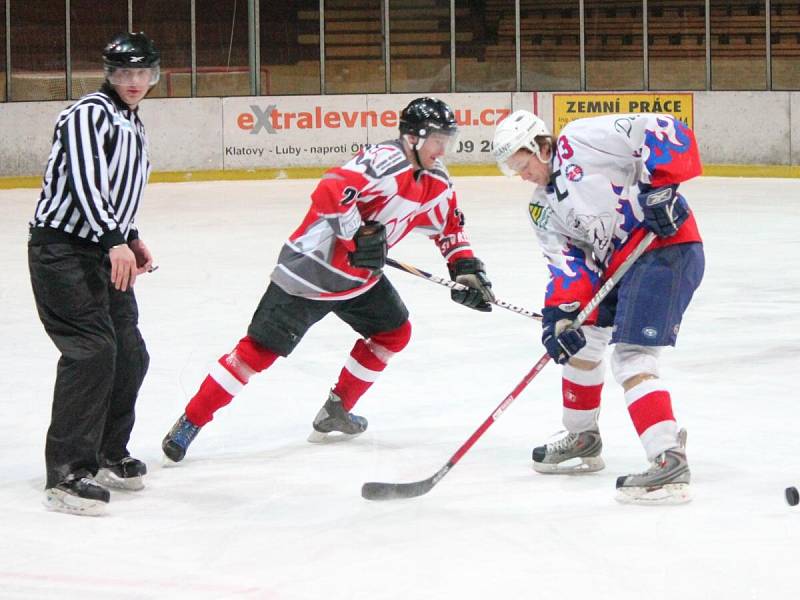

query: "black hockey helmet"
(103, 32), (160, 69)
(399, 97), (458, 139)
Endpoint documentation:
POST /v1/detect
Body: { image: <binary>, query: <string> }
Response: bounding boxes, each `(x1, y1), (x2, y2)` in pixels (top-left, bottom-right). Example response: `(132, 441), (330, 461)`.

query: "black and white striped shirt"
(30, 88), (151, 250)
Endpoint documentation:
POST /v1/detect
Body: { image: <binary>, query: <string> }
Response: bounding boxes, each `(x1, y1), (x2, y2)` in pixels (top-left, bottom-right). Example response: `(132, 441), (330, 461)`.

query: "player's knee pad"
(570, 325), (611, 365)
(369, 320), (412, 357)
(230, 335), (279, 376)
(611, 343), (662, 386)
(563, 361), (605, 388)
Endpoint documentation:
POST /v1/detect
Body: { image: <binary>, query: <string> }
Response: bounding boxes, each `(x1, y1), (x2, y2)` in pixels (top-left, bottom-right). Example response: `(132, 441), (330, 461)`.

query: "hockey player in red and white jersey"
(162, 97), (495, 461)
(493, 110), (704, 504)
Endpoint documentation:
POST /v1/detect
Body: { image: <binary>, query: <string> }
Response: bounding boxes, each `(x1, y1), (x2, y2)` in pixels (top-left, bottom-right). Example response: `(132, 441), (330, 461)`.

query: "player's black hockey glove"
(637, 183), (689, 237)
(349, 221), (387, 270)
(542, 303), (586, 364)
(448, 257), (495, 312)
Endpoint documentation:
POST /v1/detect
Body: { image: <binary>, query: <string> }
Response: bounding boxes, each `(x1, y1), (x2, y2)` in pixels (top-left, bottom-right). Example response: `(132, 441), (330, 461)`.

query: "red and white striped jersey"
(270, 140), (475, 300)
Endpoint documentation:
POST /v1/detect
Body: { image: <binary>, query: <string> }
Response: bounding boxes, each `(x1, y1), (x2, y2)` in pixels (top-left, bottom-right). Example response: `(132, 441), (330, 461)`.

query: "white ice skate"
(531, 429), (605, 474)
(615, 429), (691, 505)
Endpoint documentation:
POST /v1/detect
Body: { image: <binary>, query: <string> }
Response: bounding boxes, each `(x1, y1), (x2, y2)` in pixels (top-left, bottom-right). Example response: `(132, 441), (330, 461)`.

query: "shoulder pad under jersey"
(351, 140), (411, 179)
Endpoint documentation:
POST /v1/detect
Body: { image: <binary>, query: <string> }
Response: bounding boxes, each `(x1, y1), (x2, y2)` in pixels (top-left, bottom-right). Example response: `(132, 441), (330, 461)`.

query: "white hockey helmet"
(492, 110), (551, 176)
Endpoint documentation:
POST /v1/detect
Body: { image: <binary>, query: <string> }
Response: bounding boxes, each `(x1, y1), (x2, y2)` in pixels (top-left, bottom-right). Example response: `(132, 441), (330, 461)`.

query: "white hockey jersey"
(529, 113), (703, 310)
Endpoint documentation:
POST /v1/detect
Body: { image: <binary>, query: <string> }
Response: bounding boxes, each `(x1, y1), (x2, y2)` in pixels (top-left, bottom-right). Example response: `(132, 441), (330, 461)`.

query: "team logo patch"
(564, 163), (584, 182)
(642, 326), (659, 339)
(646, 187), (673, 206)
(528, 202), (551, 229)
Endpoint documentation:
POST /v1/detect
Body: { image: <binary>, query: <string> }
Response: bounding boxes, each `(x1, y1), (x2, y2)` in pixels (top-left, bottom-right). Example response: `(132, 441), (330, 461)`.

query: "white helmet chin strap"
(534, 145), (550, 164)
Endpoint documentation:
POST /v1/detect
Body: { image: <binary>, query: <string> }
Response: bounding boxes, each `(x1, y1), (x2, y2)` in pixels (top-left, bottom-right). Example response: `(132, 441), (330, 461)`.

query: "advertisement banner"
(552, 93), (694, 136)
(223, 95), (369, 169)
(223, 93), (535, 169)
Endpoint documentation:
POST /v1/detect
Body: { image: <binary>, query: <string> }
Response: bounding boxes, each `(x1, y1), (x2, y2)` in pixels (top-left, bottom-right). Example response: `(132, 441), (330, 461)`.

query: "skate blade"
(95, 469), (145, 491)
(43, 489), (107, 517)
(615, 483), (691, 505)
(533, 456), (605, 474)
(161, 454), (183, 467)
(307, 429), (365, 444)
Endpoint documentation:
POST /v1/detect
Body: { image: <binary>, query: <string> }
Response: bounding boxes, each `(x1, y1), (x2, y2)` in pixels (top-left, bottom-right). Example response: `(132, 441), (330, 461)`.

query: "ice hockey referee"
(28, 32), (160, 516)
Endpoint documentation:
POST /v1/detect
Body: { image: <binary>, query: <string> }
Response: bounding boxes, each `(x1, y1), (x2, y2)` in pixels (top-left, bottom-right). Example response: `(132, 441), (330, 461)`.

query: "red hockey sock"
(562, 379), (603, 411)
(333, 321), (411, 411)
(561, 363), (604, 432)
(185, 336), (278, 426)
(624, 378), (677, 459)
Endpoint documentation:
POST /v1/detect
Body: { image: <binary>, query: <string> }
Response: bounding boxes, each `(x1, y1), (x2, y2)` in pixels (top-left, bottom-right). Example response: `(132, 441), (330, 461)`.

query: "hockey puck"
(786, 486), (799, 507)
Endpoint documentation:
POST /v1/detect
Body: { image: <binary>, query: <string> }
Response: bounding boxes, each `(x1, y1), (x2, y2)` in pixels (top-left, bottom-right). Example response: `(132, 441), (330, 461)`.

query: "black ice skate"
(307, 391), (368, 443)
(162, 413), (202, 463)
(96, 456), (147, 491)
(43, 473), (110, 517)
(531, 429), (605, 474)
(615, 429), (691, 505)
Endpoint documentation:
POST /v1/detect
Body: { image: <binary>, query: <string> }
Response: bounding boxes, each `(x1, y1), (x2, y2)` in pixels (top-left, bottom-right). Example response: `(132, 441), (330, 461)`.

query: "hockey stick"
(386, 257), (542, 321)
(362, 232), (657, 501)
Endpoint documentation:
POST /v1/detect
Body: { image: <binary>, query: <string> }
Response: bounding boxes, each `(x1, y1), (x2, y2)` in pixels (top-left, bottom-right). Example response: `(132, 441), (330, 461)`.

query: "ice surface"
(1, 175), (798, 599)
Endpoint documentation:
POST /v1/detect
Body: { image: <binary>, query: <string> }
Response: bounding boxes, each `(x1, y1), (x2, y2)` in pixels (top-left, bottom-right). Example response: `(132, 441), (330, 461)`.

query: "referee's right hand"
(110, 244), (138, 292)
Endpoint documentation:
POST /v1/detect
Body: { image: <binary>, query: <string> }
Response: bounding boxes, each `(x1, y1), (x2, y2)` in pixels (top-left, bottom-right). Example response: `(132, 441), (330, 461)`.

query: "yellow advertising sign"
(552, 93), (694, 136)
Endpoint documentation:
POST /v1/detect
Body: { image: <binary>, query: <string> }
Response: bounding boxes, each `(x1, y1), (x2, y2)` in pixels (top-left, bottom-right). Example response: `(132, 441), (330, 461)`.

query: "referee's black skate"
(307, 391), (368, 443)
(162, 413), (202, 463)
(96, 456), (147, 490)
(43, 473), (110, 517)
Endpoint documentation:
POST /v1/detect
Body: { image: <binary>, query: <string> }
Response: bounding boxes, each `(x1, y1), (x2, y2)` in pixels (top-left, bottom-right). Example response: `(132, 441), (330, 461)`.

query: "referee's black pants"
(28, 242), (150, 489)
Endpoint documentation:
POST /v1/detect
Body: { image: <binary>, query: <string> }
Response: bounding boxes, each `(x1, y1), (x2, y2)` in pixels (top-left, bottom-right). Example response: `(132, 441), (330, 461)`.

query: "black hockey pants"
(28, 242), (150, 488)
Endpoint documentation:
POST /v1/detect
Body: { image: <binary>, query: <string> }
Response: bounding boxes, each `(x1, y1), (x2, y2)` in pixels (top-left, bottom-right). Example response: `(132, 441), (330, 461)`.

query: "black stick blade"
(361, 478), (435, 501)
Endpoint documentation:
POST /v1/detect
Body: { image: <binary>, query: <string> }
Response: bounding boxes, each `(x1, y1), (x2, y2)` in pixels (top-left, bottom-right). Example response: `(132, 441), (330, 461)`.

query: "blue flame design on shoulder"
(643, 117), (693, 174)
